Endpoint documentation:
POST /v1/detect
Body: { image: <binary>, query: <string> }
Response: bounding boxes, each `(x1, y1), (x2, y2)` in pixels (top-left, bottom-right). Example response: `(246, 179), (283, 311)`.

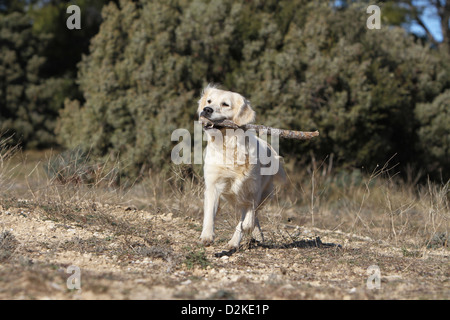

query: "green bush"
(415, 89), (450, 176)
(0, 11), (75, 148)
(56, 0), (450, 180)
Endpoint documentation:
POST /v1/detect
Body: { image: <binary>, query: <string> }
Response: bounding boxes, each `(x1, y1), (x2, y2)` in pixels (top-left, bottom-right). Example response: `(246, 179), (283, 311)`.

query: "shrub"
(415, 89), (450, 178)
(0, 12), (75, 148)
(56, 0), (450, 179)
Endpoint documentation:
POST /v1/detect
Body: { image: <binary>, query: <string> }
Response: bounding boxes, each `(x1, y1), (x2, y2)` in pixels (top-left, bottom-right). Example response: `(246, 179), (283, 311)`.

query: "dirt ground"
(0, 199), (448, 300)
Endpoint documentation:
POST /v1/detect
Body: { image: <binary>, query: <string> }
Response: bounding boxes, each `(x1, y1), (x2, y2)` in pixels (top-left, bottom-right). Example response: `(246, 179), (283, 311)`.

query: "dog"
(198, 84), (286, 249)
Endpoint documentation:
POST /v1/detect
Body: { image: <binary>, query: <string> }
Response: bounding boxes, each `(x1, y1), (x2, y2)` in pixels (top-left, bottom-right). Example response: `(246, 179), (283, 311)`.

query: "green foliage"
(0, 1), (112, 148)
(55, 0), (450, 180)
(0, 0), (28, 14)
(380, 0), (450, 52)
(416, 89), (450, 175)
(29, 0), (109, 78)
(0, 11), (75, 148)
(184, 246), (210, 269)
(57, 0), (201, 177)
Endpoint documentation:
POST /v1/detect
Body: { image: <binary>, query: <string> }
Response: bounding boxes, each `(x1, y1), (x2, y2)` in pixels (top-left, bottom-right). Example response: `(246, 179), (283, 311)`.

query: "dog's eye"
(221, 102), (230, 107)
(207, 99), (212, 104)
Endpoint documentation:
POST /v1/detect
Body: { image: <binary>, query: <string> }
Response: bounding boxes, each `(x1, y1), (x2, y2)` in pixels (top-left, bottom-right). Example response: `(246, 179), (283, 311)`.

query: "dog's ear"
(233, 93), (255, 126)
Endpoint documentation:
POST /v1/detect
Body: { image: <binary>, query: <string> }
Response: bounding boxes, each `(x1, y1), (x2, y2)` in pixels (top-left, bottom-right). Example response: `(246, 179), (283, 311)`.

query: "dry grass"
(0, 143), (448, 299)
(2, 146), (448, 251)
(0, 134), (21, 192)
(273, 154), (449, 250)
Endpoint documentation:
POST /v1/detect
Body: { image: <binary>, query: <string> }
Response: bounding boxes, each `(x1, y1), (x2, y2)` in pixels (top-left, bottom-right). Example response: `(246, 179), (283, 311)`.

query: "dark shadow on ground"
(214, 237), (342, 258)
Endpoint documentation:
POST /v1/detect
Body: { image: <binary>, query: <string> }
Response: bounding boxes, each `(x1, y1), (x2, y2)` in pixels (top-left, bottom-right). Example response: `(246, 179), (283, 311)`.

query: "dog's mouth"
(199, 116), (220, 130)
(203, 122), (215, 130)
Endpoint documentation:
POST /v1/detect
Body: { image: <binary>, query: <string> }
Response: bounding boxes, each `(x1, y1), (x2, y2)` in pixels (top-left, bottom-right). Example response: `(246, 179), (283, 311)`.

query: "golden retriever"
(198, 84), (286, 249)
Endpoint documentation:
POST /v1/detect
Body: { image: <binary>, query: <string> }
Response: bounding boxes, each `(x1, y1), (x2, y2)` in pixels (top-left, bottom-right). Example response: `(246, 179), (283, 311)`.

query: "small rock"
(383, 275), (402, 282)
(160, 212), (173, 222)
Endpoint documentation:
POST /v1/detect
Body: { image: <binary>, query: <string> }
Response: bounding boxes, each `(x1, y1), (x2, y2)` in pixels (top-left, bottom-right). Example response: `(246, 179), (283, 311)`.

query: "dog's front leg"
(200, 183), (222, 246)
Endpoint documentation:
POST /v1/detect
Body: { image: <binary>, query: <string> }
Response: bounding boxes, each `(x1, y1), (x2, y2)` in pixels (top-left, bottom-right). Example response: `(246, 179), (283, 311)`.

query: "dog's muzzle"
(200, 107), (213, 118)
(199, 107), (215, 130)
(199, 116), (215, 130)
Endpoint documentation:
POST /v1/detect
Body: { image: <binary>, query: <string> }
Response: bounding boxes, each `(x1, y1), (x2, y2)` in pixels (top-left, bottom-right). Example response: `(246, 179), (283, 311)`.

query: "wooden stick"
(200, 117), (319, 140)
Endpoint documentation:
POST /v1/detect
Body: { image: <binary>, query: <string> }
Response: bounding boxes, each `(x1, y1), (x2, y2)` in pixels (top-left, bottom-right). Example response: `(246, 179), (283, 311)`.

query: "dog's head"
(198, 85), (255, 128)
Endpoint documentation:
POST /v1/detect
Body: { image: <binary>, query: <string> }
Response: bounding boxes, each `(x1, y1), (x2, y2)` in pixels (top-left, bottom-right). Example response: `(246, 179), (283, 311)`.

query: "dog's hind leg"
(252, 216), (264, 243)
(244, 209), (264, 243)
(227, 208), (247, 249)
(242, 208), (256, 234)
(228, 206), (258, 249)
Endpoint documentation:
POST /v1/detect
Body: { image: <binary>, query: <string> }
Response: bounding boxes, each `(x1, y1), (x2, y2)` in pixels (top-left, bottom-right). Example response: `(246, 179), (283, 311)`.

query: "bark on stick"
(200, 117), (319, 140)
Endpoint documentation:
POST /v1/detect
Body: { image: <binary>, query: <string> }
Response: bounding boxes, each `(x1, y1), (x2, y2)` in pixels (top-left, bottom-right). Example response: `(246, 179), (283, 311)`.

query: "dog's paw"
(226, 240), (240, 250)
(199, 234), (215, 247)
(252, 229), (264, 243)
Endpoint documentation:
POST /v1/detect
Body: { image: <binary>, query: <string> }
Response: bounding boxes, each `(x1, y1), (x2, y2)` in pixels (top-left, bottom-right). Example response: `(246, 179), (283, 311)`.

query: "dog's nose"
(201, 107), (213, 117)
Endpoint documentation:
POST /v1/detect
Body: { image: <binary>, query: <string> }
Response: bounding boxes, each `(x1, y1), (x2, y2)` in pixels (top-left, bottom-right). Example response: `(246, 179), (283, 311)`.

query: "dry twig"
(200, 117), (319, 140)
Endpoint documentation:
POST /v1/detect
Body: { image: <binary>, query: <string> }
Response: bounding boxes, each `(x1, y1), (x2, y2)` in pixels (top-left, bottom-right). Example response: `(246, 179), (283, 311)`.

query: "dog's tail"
(256, 136), (287, 185)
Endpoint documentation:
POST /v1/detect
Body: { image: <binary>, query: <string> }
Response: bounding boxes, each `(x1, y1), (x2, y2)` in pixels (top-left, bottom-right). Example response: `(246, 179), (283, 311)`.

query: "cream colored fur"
(198, 85), (286, 249)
